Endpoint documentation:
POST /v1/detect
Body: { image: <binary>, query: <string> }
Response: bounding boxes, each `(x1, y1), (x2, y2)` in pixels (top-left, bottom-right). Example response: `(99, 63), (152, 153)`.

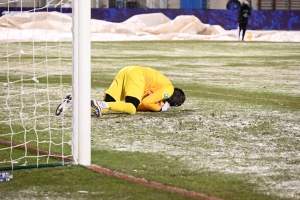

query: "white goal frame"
(72, 0), (91, 166)
(0, 0), (91, 168)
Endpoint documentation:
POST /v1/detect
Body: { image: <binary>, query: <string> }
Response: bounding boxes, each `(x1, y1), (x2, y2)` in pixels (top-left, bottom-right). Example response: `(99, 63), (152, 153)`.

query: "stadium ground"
(0, 40), (299, 200)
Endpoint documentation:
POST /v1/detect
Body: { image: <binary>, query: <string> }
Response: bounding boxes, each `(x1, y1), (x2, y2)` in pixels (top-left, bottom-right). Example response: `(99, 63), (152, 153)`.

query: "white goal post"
(0, 0), (91, 169)
(72, 0), (91, 165)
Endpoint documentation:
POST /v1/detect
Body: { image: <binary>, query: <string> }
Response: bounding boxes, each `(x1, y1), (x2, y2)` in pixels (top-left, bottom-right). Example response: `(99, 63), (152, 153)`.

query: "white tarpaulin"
(0, 11), (299, 42)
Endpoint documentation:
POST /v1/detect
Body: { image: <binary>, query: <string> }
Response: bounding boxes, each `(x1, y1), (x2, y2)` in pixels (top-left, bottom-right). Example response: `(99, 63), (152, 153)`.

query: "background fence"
(1, 7), (299, 30)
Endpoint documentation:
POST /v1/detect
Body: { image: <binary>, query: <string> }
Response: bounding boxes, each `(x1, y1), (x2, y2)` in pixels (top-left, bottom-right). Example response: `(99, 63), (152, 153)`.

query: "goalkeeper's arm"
(141, 87), (172, 112)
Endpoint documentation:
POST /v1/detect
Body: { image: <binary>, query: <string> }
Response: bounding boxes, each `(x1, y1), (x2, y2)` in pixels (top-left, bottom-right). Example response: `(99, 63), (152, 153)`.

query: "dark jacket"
(238, 3), (251, 25)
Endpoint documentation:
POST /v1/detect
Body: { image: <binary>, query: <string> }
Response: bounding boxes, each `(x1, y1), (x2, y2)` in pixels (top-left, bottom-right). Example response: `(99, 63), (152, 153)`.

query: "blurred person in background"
(238, 0), (252, 41)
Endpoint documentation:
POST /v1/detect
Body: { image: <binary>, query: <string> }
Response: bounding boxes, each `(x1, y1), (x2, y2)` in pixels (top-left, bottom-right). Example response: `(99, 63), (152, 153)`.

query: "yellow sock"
(107, 102), (136, 114)
(102, 108), (109, 114)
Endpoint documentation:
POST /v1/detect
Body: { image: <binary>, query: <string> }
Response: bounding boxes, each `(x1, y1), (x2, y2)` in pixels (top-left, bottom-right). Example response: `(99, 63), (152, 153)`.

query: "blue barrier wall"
(90, 8), (300, 30)
(180, 0), (206, 9)
(181, 0), (199, 9)
(1, 8), (300, 30)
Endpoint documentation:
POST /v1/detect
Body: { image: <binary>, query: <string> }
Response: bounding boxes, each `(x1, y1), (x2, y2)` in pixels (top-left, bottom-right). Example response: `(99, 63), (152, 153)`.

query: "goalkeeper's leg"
(55, 94), (72, 116)
(104, 96), (140, 115)
(91, 96), (140, 116)
(90, 93), (116, 117)
(91, 100), (104, 117)
(56, 94), (109, 117)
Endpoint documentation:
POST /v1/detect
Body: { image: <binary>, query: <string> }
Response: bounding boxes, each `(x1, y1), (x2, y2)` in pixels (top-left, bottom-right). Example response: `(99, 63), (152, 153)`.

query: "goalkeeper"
(56, 66), (186, 117)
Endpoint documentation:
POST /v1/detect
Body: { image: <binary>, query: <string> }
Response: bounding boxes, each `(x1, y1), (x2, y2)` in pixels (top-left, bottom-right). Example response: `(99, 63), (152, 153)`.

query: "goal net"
(0, 0), (91, 170)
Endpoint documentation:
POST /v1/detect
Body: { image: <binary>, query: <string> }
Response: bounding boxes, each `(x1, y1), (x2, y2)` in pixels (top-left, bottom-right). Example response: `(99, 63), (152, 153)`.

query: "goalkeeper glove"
(161, 101), (170, 112)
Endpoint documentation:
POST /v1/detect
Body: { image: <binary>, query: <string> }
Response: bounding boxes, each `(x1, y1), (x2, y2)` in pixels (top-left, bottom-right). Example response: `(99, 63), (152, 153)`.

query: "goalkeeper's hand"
(161, 101), (170, 112)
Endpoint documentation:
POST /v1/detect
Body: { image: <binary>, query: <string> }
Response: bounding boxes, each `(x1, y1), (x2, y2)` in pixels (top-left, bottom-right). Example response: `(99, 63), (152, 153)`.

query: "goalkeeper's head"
(167, 88), (186, 107)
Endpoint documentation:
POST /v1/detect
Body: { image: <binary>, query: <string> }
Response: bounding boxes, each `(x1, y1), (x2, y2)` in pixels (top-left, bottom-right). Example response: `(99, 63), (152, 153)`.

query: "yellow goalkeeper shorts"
(105, 66), (144, 101)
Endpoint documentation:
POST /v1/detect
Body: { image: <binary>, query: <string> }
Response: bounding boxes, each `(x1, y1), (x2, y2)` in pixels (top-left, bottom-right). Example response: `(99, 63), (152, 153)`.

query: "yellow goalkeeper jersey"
(140, 67), (174, 111)
(105, 66), (174, 112)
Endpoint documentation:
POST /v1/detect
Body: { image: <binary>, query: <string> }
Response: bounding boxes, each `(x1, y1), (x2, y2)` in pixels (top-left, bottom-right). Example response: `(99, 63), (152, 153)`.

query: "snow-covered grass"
(1, 41), (299, 199)
(90, 41), (300, 199)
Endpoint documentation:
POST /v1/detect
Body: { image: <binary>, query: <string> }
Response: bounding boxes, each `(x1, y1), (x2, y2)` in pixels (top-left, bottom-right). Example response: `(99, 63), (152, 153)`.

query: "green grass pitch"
(0, 41), (299, 200)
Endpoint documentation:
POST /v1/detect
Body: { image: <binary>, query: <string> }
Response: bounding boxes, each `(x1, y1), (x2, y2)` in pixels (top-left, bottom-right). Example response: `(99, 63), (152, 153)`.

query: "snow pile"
(0, 11), (299, 42)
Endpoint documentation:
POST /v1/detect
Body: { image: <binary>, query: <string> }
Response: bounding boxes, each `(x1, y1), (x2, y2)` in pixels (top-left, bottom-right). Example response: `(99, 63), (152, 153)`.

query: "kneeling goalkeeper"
(56, 66), (186, 117)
